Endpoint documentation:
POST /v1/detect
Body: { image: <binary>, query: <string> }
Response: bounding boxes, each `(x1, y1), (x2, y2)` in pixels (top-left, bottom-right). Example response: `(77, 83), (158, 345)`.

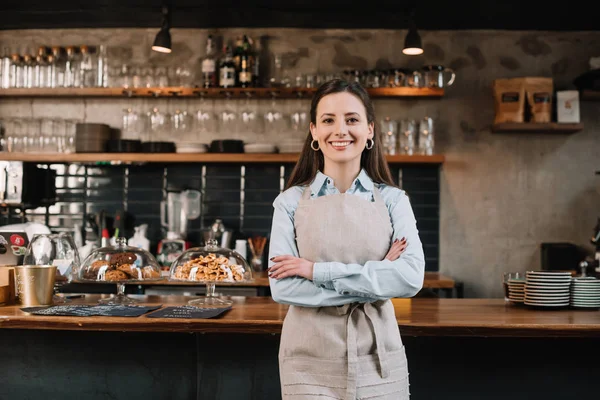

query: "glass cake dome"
(77, 237), (163, 305)
(169, 239), (253, 307)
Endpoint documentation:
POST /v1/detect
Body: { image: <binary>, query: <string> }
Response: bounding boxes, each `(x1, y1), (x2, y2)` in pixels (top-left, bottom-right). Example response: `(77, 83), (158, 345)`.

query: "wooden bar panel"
(1, 297), (600, 337)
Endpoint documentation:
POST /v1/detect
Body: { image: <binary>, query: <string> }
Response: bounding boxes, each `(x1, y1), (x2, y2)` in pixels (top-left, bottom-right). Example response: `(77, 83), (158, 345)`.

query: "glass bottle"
(201, 35), (217, 88)
(9, 53), (23, 88)
(218, 46), (236, 88)
(1, 47), (11, 88)
(96, 45), (108, 87)
(238, 35), (253, 88)
(22, 54), (34, 88)
(79, 45), (96, 87)
(51, 47), (66, 88)
(45, 54), (56, 88)
(64, 46), (80, 87)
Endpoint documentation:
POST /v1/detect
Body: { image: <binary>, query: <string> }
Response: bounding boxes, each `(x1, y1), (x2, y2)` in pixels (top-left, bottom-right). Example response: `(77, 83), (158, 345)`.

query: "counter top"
(68, 271), (456, 289)
(1, 296), (599, 337)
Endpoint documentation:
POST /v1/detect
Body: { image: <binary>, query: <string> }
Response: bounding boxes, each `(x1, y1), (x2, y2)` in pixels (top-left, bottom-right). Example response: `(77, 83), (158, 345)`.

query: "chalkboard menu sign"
(146, 305), (232, 319)
(22, 304), (162, 317)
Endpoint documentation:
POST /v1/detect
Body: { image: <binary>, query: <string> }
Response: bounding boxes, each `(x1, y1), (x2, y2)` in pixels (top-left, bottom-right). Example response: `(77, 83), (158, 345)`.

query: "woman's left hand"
(269, 255), (314, 280)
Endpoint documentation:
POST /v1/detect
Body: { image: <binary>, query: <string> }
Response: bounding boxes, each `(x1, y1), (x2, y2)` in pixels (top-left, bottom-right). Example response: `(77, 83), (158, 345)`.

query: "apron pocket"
(356, 348), (409, 399)
(281, 356), (348, 399)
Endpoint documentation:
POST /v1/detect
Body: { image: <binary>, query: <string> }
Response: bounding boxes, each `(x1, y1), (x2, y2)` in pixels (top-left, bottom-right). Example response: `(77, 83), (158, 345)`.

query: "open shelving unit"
(491, 122), (584, 134)
(0, 152), (445, 164)
(0, 86), (445, 99)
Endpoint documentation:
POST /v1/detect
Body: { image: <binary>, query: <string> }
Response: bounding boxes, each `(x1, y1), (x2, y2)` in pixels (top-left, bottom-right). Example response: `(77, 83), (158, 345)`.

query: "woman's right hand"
(384, 237), (407, 261)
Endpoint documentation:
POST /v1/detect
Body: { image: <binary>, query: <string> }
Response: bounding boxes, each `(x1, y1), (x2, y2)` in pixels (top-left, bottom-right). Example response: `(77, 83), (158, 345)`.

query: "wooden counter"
(1, 297), (598, 337)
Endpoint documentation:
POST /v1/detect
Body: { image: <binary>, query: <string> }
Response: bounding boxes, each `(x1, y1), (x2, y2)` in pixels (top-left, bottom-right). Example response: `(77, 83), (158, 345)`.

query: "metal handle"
(444, 67), (456, 86)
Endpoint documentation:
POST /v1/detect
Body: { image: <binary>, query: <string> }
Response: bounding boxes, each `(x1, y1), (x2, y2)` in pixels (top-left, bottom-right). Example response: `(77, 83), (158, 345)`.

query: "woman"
(268, 79), (425, 400)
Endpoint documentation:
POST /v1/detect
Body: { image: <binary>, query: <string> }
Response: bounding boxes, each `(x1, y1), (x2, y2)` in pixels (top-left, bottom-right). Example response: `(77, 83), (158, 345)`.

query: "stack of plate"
(524, 271), (572, 308)
(570, 277), (600, 309)
(507, 278), (525, 303)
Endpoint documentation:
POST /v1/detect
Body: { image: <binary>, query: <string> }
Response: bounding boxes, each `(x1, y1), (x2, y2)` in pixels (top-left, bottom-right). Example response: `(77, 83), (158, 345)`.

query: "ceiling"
(0, 0), (597, 31)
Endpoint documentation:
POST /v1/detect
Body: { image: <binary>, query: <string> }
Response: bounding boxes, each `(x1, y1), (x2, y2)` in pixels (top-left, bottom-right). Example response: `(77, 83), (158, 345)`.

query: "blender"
(157, 188), (201, 274)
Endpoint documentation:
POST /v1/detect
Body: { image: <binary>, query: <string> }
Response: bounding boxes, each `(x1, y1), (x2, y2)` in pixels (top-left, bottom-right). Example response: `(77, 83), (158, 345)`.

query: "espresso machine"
(156, 188), (201, 273)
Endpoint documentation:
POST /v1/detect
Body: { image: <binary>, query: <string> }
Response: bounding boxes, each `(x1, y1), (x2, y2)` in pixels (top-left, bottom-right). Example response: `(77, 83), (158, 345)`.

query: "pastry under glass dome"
(77, 237), (163, 305)
(169, 239), (253, 307)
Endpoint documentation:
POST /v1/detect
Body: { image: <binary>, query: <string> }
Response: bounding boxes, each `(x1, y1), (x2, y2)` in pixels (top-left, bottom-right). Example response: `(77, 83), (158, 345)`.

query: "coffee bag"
(493, 78), (525, 124)
(524, 77), (553, 123)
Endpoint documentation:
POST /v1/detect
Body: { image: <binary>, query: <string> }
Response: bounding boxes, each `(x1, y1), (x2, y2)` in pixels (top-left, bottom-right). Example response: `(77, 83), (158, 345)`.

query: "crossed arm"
(267, 192), (425, 307)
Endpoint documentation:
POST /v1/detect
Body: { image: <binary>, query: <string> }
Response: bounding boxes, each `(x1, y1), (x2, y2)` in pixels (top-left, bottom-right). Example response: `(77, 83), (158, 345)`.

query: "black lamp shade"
(152, 27), (172, 53)
(403, 27), (423, 55)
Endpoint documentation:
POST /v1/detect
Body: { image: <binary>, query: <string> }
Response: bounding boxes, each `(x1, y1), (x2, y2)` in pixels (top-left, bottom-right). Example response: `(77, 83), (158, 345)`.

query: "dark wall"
(26, 162), (441, 271)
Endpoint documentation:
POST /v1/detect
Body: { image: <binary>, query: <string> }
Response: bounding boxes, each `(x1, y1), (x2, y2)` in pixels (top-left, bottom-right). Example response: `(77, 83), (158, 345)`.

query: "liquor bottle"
(201, 35), (217, 88)
(238, 35), (252, 88)
(250, 36), (261, 88)
(218, 45), (236, 88)
(232, 36), (244, 72)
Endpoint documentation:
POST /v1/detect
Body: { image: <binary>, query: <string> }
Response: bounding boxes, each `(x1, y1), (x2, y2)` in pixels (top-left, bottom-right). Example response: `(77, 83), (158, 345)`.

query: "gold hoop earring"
(365, 138), (374, 150)
(311, 139), (320, 151)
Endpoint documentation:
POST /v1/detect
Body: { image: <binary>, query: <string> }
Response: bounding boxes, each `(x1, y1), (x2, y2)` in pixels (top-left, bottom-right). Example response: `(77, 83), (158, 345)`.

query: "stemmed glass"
(22, 232), (81, 304)
(238, 92), (261, 138)
(264, 92), (286, 137)
(195, 94), (217, 141)
(218, 92), (238, 139)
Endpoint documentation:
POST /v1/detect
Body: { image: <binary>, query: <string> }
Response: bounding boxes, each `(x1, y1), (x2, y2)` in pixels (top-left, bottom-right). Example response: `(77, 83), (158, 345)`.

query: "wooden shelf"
(491, 122), (584, 134)
(0, 152), (445, 164)
(581, 90), (600, 101)
(0, 86), (444, 99)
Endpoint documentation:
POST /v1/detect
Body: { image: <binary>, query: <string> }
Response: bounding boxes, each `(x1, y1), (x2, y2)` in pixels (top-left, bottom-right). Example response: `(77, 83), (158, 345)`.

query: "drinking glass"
(264, 93), (286, 136)
(380, 117), (398, 155)
(238, 94), (261, 137)
(399, 119), (417, 155)
(195, 96), (217, 141)
(218, 93), (238, 138)
(22, 233), (81, 304)
(418, 117), (435, 155)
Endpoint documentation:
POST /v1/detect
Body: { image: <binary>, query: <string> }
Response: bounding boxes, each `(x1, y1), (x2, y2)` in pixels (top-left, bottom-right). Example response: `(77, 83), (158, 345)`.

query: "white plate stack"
(570, 277), (600, 309)
(507, 278), (525, 303)
(524, 271), (572, 308)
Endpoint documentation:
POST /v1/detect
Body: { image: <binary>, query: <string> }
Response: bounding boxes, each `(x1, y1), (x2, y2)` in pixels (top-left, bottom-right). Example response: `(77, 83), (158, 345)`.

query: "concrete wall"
(1, 28), (600, 297)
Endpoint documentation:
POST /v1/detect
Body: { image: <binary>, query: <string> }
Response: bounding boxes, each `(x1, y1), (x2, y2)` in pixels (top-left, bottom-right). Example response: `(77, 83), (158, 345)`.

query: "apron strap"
(345, 303), (360, 400)
(344, 302), (390, 399)
(364, 303), (391, 379)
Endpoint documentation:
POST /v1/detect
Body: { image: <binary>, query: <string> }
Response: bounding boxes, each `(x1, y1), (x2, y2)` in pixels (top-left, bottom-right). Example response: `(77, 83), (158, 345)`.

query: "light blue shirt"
(268, 169), (425, 307)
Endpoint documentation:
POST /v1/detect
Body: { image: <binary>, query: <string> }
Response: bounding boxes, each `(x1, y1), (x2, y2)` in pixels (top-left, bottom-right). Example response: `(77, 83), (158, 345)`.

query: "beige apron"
(279, 186), (410, 400)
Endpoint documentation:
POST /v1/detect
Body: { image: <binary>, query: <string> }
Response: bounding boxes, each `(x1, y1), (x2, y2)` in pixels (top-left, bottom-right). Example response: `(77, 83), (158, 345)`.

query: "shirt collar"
(355, 168), (374, 191)
(310, 171), (329, 194)
(309, 169), (374, 194)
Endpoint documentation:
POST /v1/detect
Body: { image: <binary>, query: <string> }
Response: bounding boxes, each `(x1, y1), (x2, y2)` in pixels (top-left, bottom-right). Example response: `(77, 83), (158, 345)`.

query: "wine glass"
(22, 232), (81, 304)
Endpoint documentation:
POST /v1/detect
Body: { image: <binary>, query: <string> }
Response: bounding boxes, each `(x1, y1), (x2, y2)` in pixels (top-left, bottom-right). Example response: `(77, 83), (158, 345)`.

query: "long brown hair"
(285, 79), (396, 190)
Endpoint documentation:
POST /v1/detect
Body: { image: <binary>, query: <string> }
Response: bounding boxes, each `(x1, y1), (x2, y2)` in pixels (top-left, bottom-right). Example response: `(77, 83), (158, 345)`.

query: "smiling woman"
(267, 79), (425, 400)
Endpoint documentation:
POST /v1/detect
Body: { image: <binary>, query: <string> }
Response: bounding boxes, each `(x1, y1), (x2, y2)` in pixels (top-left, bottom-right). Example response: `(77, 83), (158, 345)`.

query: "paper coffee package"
(523, 77), (553, 123)
(493, 78), (526, 124)
(556, 90), (580, 123)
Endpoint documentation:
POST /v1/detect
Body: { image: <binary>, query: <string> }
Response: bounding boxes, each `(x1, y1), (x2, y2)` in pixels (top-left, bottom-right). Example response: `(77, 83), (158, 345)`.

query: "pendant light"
(152, 5), (172, 54)
(402, 10), (423, 56)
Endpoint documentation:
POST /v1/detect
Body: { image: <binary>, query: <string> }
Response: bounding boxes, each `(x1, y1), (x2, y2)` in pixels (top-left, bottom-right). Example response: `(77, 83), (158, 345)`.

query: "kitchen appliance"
(202, 218), (233, 249)
(0, 161), (56, 208)
(156, 188), (201, 273)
